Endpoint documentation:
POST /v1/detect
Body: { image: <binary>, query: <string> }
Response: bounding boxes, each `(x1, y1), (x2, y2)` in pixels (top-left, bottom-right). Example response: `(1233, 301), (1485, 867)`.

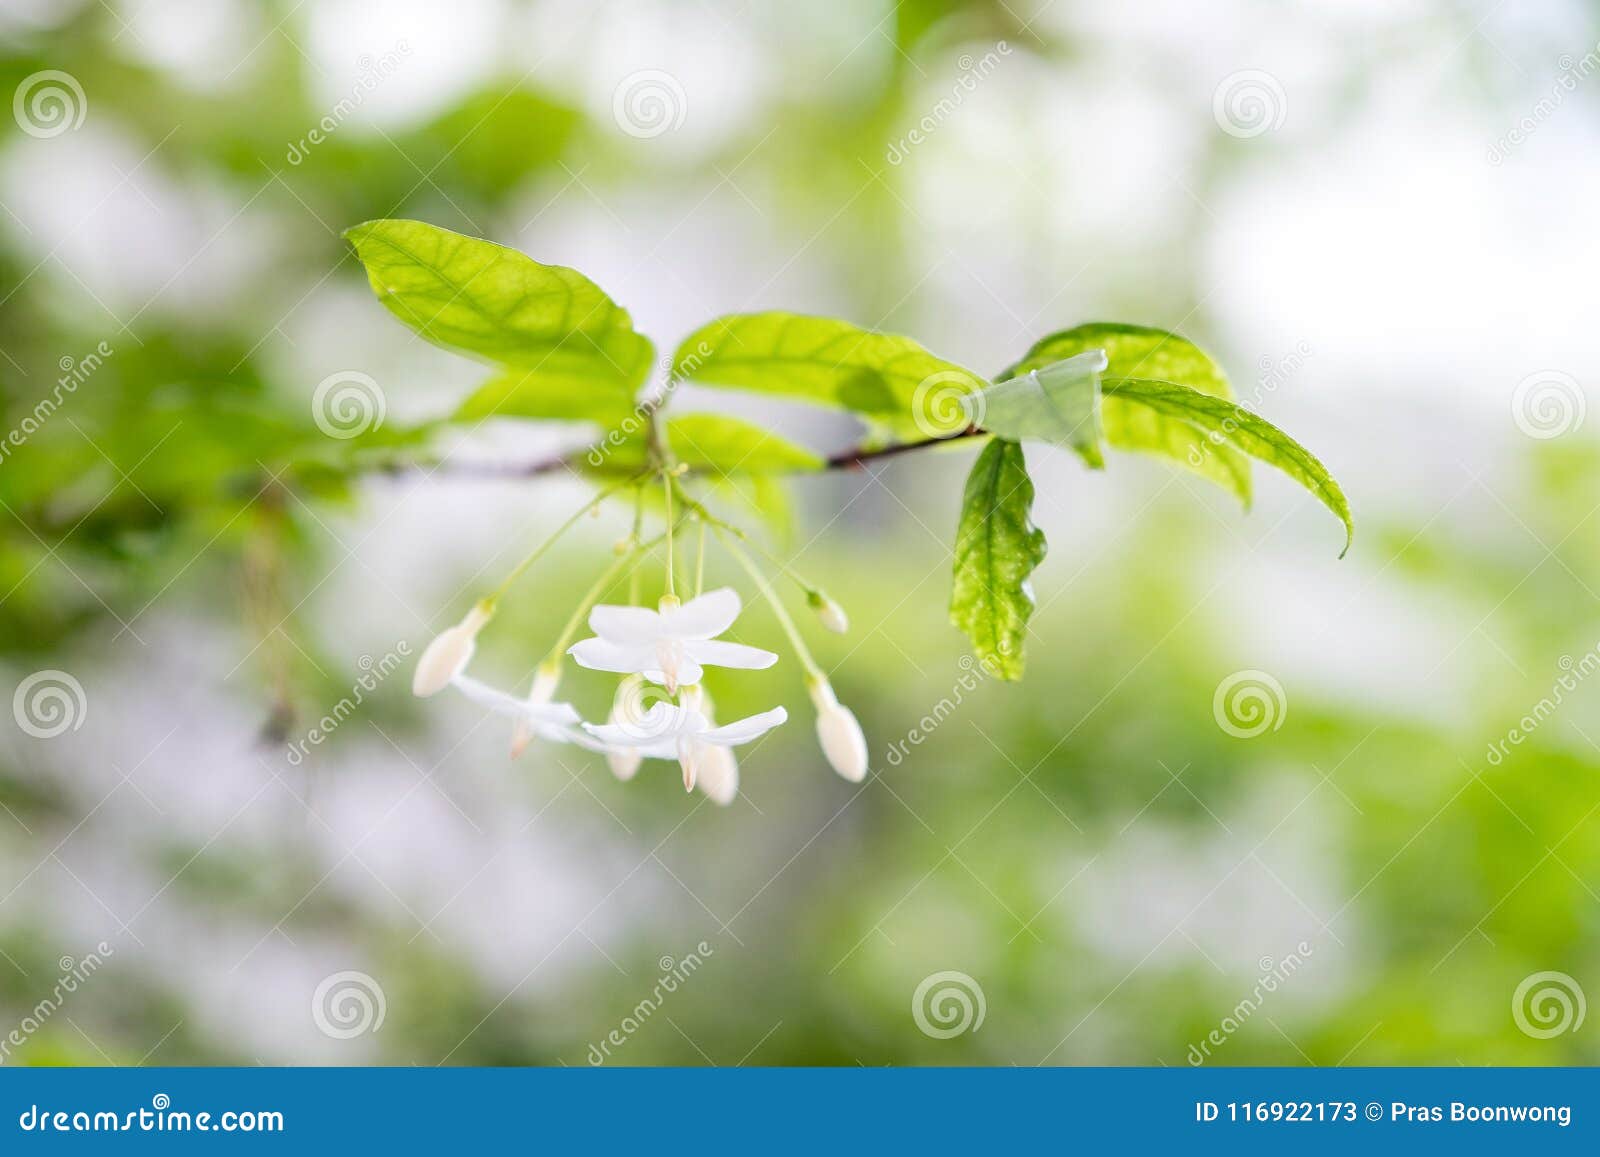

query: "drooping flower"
(509, 662), (562, 759)
(584, 700), (787, 795)
(568, 587), (777, 693)
(412, 604), (493, 697)
(808, 676), (867, 782)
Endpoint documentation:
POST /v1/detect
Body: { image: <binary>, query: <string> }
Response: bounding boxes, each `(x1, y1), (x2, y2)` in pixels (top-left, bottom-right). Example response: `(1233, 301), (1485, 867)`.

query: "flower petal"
(701, 706), (788, 746)
(588, 603), (664, 645)
(686, 640), (778, 670)
(452, 676), (581, 725)
(569, 637), (656, 674)
(582, 725), (684, 759)
(663, 587), (742, 639)
(641, 655), (703, 689)
(539, 724), (609, 750)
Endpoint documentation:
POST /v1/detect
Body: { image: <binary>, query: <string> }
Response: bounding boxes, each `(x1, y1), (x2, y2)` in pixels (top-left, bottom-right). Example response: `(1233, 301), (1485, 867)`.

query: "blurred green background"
(1, 0), (1598, 1066)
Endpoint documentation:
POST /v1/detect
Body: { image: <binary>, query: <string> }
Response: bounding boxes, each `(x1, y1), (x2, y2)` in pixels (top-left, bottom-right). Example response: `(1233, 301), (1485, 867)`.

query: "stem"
(717, 528), (822, 680)
(486, 473), (644, 606)
(662, 474), (676, 601)
(546, 553), (632, 665)
(695, 520), (706, 597)
(544, 524), (676, 665)
(670, 475), (816, 595)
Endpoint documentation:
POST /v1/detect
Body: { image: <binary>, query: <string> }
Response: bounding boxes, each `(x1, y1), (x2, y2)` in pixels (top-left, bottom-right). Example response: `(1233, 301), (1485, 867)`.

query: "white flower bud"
(677, 737), (699, 792)
(604, 685), (644, 780)
(808, 590), (849, 635)
(808, 678), (867, 782)
(510, 662), (561, 759)
(698, 743), (739, 805)
(607, 744), (643, 782)
(412, 604), (492, 697)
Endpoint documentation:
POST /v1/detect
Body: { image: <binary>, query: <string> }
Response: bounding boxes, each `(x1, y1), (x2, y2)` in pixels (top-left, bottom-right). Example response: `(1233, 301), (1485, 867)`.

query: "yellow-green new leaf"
(344, 219), (655, 408)
(1004, 323), (1251, 505)
(674, 312), (985, 440)
(1103, 377), (1353, 555)
(981, 350), (1109, 468)
(950, 439), (1046, 680)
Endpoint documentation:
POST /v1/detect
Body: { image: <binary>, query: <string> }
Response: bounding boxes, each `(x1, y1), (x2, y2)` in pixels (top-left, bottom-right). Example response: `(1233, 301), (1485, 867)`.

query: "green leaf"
(1004, 323), (1251, 505)
(1102, 377), (1353, 555)
(344, 219), (655, 406)
(452, 367), (637, 427)
(979, 350), (1108, 468)
(593, 414), (823, 475)
(673, 312), (985, 440)
(949, 439), (1046, 680)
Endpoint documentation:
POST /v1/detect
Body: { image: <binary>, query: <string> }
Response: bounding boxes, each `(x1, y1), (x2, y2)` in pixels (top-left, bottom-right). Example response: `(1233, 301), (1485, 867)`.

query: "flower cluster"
(413, 578), (866, 805)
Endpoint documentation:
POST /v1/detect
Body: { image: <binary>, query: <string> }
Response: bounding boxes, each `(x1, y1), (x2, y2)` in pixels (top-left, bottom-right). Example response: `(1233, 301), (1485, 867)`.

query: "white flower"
(599, 681), (739, 800)
(584, 700), (786, 795)
(510, 663), (562, 759)
(450, 674), (602, 751)
(568, 587), (777, 692)
(809, 678), (867, 782)
(412, 604), (492, 697)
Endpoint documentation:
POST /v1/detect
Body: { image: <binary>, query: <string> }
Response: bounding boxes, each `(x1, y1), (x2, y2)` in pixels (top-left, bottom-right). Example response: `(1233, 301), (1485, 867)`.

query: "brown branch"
(368, 453), (584, 481)
(374, 426), (987, 482)
(823, 426), (983, 470)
